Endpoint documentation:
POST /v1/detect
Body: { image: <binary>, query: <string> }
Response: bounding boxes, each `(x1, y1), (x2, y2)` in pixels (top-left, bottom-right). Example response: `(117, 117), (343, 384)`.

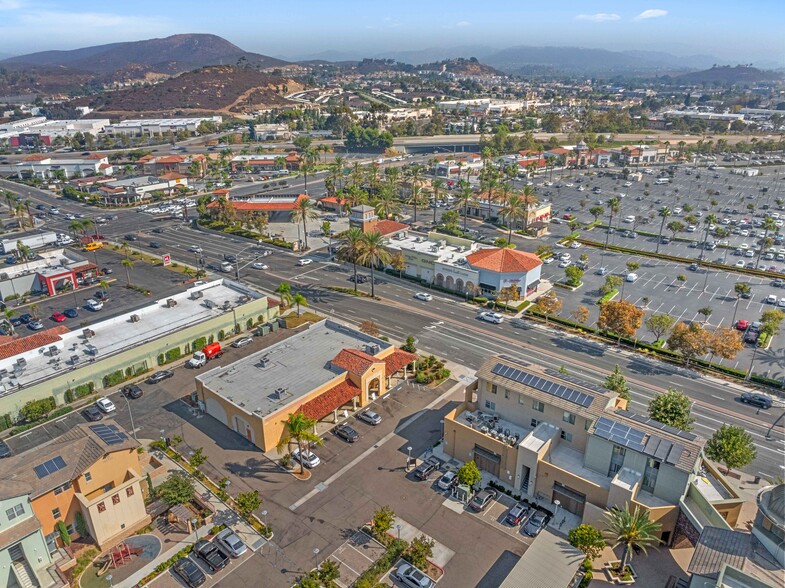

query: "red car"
(735, 319), (750, 331)
(562, 213), (574, 220)
(50, 312), (67, 322)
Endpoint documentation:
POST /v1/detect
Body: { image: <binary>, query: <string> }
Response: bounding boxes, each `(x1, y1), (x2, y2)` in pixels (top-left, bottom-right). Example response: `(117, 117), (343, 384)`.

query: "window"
(563, 411), (576, 425)
(6, 503), (24, 520)
(103, 483), (113, 493)
(560, 430), (573, 442)
(530, 418), (539, 428)
(532, 400), (544, 413)
(504, 389), (509, 399)
(518, 394), (525, 404)
(84, 472), (92, 482)
(51, 507), (61, 520)
(484, 400), (496, 411)
(112, 494), (120, 505)
(126, 486), (134, 497)
(642, 458), (660, 493)
(97, 502), (106, 513)
(54, 481), (72, 496)
(585, 419), (592, 431)
(66, 524), (75, 536)
(490, 384), (498, 395)
(608, 445), (626, 477)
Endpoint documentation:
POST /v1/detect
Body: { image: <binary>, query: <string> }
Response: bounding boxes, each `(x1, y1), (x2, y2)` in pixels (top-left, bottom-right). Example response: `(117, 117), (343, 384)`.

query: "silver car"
(357, 410), (382, 425)
(214, 528), (247, 558)
(395, 562), (435, 588)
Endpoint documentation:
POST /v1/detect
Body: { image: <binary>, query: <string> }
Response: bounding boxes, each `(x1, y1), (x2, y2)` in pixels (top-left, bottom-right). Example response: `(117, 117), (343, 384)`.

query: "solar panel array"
(593, 417), (646, 453)
(491, 363), (594, 408)
(543, 368), (612, 396)
(34, 456), (67, 479)
(643, 434), (685, 465)
(89, 424), (128, 445)
(615, 409), (698, 441)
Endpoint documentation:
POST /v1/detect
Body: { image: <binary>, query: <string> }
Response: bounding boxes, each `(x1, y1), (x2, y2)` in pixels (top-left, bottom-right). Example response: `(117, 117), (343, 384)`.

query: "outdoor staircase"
(521, 468), (530, 495)
(9, 544), (39, 588)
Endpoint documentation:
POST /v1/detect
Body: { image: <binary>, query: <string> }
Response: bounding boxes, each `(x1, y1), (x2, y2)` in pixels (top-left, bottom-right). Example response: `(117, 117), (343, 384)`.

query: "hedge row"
(199, 220), (294, 250)
(65, 382), (95, 403)
(9, 406), (73, 436)
(158, 347), (182, 366)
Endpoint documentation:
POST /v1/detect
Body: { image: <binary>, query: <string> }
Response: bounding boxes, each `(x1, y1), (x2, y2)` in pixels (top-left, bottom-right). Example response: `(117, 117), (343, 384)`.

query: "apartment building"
(0, 483), (53, 588)
(444, 355), (706, 542)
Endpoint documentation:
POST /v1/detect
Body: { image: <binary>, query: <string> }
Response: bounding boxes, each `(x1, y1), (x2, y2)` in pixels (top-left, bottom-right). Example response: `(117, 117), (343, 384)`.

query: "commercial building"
(206, 191), (309, 222)
(443, 355), (709, 542)
(104, 116), (223, 137)
(138, 154), (206, 176)
(466, 190), (552, 229)
(96, 174), (189, 205)
(437, 98), (534, 115)
(6, 119), (110, 146)
(11, 154), (114, 179)
(0, 279), (277, 416)
(195, 319), (416, 452)
(0, 246), (96, 302)
(229, 151), (300, 173)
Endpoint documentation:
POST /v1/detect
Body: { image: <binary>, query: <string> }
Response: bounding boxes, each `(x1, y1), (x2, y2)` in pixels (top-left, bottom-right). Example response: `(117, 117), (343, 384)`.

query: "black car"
(0, 439), (12, 458)
(193, 539), (229, 572)
(171, 557), (206, 587)
(349, 274), (368, 283)
(744, 330), (759, 345)
(124, 234), (139, 241)
(95, 290), (110, 301)
(740, 392), (772, 409)
(223, 254), (237, 263)
(123, 384), (143, 399)
(523, 510), (549, 537)
(151, 228), (165, 234)
(413, 458), (439, 480)
(149, 241), (161, 249)
(83, 406), (102, 422)
(335, 424), (359, 443)
(63, 308), (79, 318)
(147, 370), (174, 384)
(18, 313), (33, 324)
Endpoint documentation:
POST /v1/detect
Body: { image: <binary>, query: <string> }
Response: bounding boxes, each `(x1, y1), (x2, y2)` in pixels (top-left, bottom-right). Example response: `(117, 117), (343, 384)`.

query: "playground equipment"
(96, 542), (144, 575)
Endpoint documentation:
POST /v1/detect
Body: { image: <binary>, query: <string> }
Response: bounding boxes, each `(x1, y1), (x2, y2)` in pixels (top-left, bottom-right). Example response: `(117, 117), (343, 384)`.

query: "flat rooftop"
(196, 319), (391, 418)
(386, 233), (481, 268)
(0, 279), (260, 394)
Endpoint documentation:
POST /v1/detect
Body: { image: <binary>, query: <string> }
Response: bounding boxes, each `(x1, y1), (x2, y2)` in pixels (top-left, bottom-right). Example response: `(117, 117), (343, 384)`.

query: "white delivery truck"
(1, 231), (59, 254)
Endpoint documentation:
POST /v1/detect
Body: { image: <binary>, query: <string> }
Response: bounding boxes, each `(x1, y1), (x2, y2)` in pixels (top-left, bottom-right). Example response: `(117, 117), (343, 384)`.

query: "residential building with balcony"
(443, 355), (707, 543)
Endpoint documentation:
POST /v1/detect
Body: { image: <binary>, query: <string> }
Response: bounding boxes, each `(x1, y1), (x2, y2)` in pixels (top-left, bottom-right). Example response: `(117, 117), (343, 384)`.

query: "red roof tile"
(0, 325), (69, 361)
(153, 155), (187, 164)
(22, 154), (49, 161)
(297, 379), (361, 421)
(319, 196), (347, 205)
(159, 172), (187, 180)
(466, 248), (542, 273)
(383, 350), (417, 375)
(375, 219), (408, 236)
(331, 348), (379, 375)
(206, 194), (308, 212)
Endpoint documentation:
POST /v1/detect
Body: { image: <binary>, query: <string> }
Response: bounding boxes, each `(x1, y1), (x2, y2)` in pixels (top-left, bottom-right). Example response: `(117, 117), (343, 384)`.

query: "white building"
(105, 116), (223, 137)
(437, 98), (533, 115)
(13, 154), (113, 179)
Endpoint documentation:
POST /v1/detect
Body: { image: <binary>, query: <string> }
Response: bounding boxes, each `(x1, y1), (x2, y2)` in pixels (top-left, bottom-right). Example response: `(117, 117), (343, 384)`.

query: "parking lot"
(154, 548), (255, 588)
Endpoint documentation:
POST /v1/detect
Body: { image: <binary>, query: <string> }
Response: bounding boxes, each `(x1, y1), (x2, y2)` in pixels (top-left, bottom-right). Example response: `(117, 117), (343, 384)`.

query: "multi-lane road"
(2, 178), (784, 480)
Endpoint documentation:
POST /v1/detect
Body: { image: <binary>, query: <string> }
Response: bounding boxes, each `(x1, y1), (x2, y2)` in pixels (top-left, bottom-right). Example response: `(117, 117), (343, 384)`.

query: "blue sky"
(0, 0), (782, 63)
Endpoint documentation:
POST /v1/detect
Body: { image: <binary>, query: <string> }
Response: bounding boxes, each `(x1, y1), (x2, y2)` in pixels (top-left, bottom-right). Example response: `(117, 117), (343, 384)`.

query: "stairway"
(521, 468), (530, 495)
(9, 544), (38, 588)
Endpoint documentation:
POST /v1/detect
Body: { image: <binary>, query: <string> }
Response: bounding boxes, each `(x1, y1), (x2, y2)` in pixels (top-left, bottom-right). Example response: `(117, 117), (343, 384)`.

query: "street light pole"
(121, 392), (138, 442)
(406, 446), (413, 471)
(313, 547), (320, 570)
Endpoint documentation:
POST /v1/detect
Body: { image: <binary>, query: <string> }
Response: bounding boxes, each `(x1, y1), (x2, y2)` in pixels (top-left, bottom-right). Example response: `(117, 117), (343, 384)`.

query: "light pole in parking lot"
(120, 392), (138, 442)
(313, 547), (320, 570)
(406, 446), (413, 471)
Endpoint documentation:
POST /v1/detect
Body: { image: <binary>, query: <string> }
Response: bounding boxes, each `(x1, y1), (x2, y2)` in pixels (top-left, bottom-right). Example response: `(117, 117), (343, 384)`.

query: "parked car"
(124, 234), (139, 242)
(292, 447), (321, 468)
(193, 539), (229, 572)
(148, 241), (161, 249)
(95, 290), (110, 301)
(766, 294), (778, 304)
(414, 292), (433, 301)
(214, 528), (247, 558)
(0, 439), (11, 458)
(349, 274), (368, 283)
(436, 471), (458, 491)
(147, 370), (174, 384)
(63, 308), (79, 319)
(50, 312), (67, 322)
(357, 410), (382, 425)
(252, 262), (268, 270)
(86, 299), (103, 311)
(83, 406), (103, 422)
(413, 458), (439, 480)
(740, 392), (772, 409)
(596, 267), (608, 276)
(625, 273), (639, 282)
(18, 313), (33, 324)
(744, 330), (759, 345)
(479, 312), (504, 324)
(523, 510), (549, 537)
(122, 384), (143, 399)
(297, 258), (313, 266)
(505, 502), (530, 526)
(171, 557), (206, 587)
(95, 397), (116, 413)
(27, 320), (44, 331)
(335, 424), (359, 443)
(394, 562), (435, 588)
(470, 488), (498, 512)
(735, 319), (750, 331)
(231, 336), (254, 348)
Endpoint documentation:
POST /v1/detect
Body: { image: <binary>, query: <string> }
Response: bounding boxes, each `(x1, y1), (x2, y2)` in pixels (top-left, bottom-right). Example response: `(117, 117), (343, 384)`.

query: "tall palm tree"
(289, 197), (319, 249)
(457, 180), (473, 231)
(99, 279), (109, 297)
(121, 258), (134, 286)
(430, 178), (445, 224)
(406, 165), (424, 223)
(755, 217), (777, 267)
(275, 282), (293, 308)
(337, 227), (365, 291)
(276, 412), (323, 474)
(2, 307), (16, 335)
(357, 231), (391, 297)
(519, 185), (538, 233)
(343, 185), (368, 214)
(700, 213), (718, 262)
(299, 146), (318, 194)
(500, 193), (527, 243)
(655, 207), (671, 254)
(604, 197), (621, 250)
(292, 293), (307, 316)
(373, 185), (401, 220)
(603, 504), (661, 575)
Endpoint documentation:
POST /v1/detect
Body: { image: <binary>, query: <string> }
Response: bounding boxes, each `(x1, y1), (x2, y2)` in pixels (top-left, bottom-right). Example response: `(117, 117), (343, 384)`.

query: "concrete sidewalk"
(117, 446), (267, 588)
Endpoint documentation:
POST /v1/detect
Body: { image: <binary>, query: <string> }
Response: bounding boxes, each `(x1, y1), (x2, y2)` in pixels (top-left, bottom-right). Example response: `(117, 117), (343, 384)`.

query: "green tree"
(564, 265), (584, 287)
(234, 490), (262, 518)
(390, 250), (406, 278)
(648, 389), (695, 431)
(645, 313), (676, 342)
(357, 230), (391, 297)
(189, 447), (207, 469)
(655, 207), (671, 254)
(603, 504), (661, 576)
(290, 196), (319, 249)
(406, 535), (435, 569)
(568, 524), (607, 561)
(157, 472), (195, 506)
(500, 192), (527, 242)
(121, 257), (134, 286)
(372, 505), (396, 536)
(456, 460), (482, 488)
(604, 365), (631, 402)
(589, 205), (605, 222)
(337, 227), (365, 291)
(599, 275), (623, 296)
(731, 282), (751, 326)
(704, 425), (757, 474)
(276, 412), (323, 474)
(401, 335), (417, 353)
(292, 292), (308, 316)
(317, 559), (341, 587)
(275, 282), (293, 308)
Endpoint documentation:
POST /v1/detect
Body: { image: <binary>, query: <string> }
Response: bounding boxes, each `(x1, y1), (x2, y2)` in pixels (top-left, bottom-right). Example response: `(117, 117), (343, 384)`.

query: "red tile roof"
(0, 325), (69, 360)
(23, 154), (49, 162)
(375, 219), (408, 236)
(319, 196), (347, 205)
(331, 348), (379, 375)
(206, 194), (308, 212)
(159, 172), (187, 180)
(383, 350), (417, 375)
(466, 248), (542, 273)
(297, 379), (361, 421)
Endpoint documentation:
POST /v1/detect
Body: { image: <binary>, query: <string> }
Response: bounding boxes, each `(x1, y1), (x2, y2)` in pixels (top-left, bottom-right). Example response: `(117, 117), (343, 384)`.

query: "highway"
(2, 178), (784, 480)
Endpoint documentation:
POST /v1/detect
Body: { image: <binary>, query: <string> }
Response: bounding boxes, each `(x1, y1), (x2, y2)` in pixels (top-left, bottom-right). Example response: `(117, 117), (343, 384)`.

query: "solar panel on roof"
(644, 436), (661, 456)
(665, 445), (684, 465)
(491, 363), (595, 409)
(33, 456), (67, 479)
(654, 439), (673, 460)
(89, 424), (128, 445)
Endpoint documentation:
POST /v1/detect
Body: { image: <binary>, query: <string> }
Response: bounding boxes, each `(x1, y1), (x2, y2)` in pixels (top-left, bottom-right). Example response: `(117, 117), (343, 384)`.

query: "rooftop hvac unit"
(130, 314), (140, 323)
(258, 356), (270, 368)
(274, 387), (286, 399)
(365, 343), (381, 355)
(190, 290), (203, 300)
(238, 295), (250, 304)
(203, 300), (216, 309)
(166, 298), (177, 308)
(82, 328), (95, 339)
(222, 300), (231, 310)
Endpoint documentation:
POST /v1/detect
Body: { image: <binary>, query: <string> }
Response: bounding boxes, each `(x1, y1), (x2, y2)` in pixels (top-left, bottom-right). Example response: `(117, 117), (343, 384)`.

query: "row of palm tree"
(336, 227), (391, 296)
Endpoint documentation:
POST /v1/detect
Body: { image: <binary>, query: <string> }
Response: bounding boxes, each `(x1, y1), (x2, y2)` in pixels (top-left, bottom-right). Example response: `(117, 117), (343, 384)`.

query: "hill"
(674, 65), (783, 84)
(72, 66), (300, 115)
(417, 57), (500, 76)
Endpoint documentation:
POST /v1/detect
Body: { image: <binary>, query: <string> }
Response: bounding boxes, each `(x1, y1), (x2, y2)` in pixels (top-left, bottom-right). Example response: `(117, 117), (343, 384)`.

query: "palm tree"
(343, 185), (368, 213)
(430, 178), (445, 224)
(289, 197), (319, 249)
(457, 180), (473, 231)
(2, 307), (16, 335)
(292, 293), (307, 316)
(121, 258), (134, 286)
(299, 146), (319, 194)
(276, 412), (323, 474)
(655, 207), (671, 254)
(732, 282), (751, 325)
(604, 197), (621, 250)
(406, 165), (424, 223)
(519, 185), (538, 233)
(373, 185), (401, 220)
(357, 231), (391, 297)
(500, 193), (527, 243)
(275, 282), (293, 308)
(337, 227), (365, 291)
(700, 213), (718, 261)
(603, 504), (661, 576)
(755, 217), (777, 267)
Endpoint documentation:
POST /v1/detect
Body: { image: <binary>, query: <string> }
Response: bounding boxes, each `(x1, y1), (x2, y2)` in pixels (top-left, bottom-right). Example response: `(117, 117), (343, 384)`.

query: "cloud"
(455, 21), (471, 28)
(575, 13), (621, 22)
(0, 0), (23, 10)
(634, 9), (668, 20)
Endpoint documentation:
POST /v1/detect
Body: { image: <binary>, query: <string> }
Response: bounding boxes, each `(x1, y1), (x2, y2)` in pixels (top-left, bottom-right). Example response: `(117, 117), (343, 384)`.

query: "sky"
(0, 0), (782, 64)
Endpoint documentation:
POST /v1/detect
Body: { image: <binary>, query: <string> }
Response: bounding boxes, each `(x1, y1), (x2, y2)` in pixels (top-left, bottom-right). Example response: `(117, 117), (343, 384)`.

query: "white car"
(437, 471), (458, 491)
(558, 259), (571, 268)
(86, 299), (103, 311)
(687, 225), (697, 232)
(569, 241), (581, 249)
(623, 181), (633, 187)
(623, 215), (636, 223)
(189, 245), (203, 253)
(766, 294), (779, 304)
(297, 258), (313, 266)
(778, 298), (785, 308)
(252, 262), (268, 270)
(735, 260), (745, 268)
(543, 256), (555, 264)
(626, 273), (639, 282)
(479, 312), (504, 324)
(291, 447), (320, 468)
(414, 292), (433, 301)
(95, 397), (116, 413)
